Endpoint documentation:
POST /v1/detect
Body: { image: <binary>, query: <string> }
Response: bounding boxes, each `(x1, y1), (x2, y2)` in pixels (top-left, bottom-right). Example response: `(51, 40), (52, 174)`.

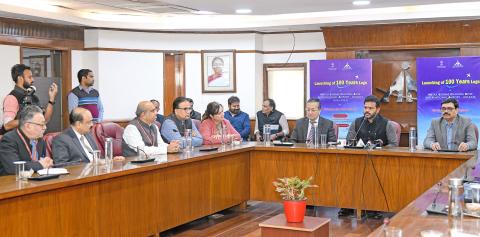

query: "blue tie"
(30, 140), (38, 161)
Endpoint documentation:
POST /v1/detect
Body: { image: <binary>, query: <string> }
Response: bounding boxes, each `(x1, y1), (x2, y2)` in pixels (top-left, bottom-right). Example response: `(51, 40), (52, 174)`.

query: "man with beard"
(254, 99), (289, 141)
(424, 98), (477, 151)
(340, 95), (398, 218)
(0, 105), (54, 175)
(346, 95), (398, 147)
(68, 69), (104, 122)
(161, 97), (203, 148)
(224, 96), (250, 141)
(1, 64), (58, 135)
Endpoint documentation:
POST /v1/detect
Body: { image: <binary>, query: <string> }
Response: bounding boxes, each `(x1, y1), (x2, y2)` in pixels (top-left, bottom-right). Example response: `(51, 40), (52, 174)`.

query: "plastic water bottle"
(104, 137), (113, 167)
(263, 124), (271, 146)
(409, 127), (417, 152)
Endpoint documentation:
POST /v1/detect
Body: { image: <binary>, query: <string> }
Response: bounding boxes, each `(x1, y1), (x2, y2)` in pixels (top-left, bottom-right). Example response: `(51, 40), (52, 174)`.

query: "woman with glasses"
(199, 102), (241, 145)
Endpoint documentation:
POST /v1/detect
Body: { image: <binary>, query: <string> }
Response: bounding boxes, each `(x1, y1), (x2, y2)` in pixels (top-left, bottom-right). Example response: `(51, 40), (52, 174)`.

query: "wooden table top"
(0, 142), (475, 202)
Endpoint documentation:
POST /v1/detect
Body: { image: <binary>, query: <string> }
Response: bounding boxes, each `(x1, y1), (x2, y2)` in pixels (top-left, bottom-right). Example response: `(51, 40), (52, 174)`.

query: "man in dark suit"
(0, 105), (54, 175)
(52, 108), (99, 164)
(290, 98), (336, 143)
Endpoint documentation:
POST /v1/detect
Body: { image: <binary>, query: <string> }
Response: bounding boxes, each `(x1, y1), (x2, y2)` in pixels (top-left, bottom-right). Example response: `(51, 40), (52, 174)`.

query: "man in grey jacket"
(52, 108), (99, 164)
(423, 98), (477, 152)
(290, 98), (336, 143)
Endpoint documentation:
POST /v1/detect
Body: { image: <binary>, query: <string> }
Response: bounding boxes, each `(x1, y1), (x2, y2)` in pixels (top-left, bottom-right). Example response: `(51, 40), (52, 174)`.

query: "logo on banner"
(436, 60), (446, 69)
(343, 63), (352, 70)
(453, 60), (464, 68)
(328, 63), (337, 71)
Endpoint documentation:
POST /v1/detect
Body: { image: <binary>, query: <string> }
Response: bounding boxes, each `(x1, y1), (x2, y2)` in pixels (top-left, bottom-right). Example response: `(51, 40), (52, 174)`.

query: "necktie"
(307, 122), (316, 143)
(30, 140), (38, 161)
(80, 136), (94, 154)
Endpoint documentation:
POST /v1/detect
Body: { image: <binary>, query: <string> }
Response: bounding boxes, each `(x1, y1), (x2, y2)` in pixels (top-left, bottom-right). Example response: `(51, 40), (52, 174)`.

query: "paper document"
(37, 168), (69, 175)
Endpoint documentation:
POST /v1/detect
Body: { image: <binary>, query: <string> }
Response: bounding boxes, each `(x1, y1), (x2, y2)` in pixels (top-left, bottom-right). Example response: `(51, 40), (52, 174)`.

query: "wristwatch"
(48, 100), (55, 105)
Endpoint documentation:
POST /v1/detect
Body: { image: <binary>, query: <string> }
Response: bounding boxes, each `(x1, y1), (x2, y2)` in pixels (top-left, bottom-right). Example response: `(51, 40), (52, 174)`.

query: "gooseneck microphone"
(351, 116), (367, 145)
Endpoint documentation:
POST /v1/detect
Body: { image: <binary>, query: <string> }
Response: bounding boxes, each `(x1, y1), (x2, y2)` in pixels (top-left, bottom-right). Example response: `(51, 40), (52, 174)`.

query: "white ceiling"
(1, 0), (480, 31)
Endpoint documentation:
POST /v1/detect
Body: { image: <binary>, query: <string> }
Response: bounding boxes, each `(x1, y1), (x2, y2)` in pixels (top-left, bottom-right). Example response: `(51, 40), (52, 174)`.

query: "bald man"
(122, 101), (180, 157)
(52, 108), (100, 164)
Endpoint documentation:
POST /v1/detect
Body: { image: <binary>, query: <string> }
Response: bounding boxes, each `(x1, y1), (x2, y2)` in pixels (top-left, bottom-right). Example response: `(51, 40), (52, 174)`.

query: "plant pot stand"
(259, 214), (330, 237)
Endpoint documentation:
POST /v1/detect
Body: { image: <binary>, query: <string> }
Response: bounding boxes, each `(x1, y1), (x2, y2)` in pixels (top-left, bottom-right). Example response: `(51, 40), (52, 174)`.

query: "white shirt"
(306, 116), (320, 140)
(123, 123), (168, 155)
(72, 128), (94, 161)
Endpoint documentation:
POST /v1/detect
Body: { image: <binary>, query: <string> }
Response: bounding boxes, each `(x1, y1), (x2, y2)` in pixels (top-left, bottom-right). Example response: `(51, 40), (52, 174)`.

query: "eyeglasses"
(176, 107), (193, 111)
(441, 107), (456, 112)
(27, 121), (47, 127)
(305, 109), (319, 113)
(364, 106), (376, 110)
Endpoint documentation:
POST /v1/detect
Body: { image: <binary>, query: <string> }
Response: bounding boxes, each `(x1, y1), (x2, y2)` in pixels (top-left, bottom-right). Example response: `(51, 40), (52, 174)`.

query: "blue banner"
(417, 56), (480, 145)
(310, 59), (372, 139)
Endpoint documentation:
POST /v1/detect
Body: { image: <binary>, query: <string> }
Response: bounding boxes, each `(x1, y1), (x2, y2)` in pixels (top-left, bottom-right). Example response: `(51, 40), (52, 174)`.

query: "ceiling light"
(194, 10), (216, 15)
(353, 0), (371, 6)
(235, 9), (252, 14)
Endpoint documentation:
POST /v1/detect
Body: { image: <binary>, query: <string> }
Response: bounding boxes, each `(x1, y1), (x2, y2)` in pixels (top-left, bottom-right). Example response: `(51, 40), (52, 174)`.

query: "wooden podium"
(259, 214), (330, 237)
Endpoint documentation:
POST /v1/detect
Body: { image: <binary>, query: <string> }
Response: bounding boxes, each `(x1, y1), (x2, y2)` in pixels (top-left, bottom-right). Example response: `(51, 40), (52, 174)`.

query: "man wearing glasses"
(52, 108), (100, 164)
(0, 105), (53, 175)
(161, 97), (203, 148)
(424, 98), (477, 152)
(290, 98), (336, 143)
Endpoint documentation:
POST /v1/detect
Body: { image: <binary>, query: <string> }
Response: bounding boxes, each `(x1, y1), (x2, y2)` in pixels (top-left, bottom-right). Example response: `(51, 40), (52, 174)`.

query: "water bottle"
(104, 137), (113, 166)
(263, 124), (271, 146)
(409, 127), (417, 152)
(313, 123), (319, 148)
(448, 178), (465, 218)
(184, 129), (193, 151)
(220, 124), (227, 146)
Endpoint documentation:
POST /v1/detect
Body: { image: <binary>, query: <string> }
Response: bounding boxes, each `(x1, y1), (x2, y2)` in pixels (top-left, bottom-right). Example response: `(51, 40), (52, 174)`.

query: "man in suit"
(0, 105), (53, 175)
(290, 98), (336, 143)
(424, 98), (477, 151)
(52, 108), (99, 164)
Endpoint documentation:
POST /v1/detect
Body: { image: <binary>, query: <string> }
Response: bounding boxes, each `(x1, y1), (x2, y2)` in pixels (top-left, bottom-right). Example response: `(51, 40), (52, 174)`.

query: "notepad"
(37, 168), (69, 175)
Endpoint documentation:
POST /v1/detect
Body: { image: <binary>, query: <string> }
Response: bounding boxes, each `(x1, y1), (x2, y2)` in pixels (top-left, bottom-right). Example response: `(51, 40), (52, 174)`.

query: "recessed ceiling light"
(235, 9), (252, 14)
(353, 0), (371, 6)
(194, 10), (216, 15)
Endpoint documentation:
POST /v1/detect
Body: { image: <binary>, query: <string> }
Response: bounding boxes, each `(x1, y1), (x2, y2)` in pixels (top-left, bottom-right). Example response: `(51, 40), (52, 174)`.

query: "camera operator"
(1, 64), (58, 135)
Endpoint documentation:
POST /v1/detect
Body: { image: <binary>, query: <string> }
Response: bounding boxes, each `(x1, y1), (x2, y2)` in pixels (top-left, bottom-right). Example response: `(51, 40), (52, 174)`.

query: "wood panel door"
(163, 53), (185, 116)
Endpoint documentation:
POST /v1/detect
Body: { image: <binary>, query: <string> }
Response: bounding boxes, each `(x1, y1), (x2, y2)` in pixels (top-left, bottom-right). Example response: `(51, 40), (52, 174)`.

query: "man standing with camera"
(1, 64), (58, 135)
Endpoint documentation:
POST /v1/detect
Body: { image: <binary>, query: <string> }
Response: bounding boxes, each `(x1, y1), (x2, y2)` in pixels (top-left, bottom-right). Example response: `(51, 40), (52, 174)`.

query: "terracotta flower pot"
(283, 200), (307, 222)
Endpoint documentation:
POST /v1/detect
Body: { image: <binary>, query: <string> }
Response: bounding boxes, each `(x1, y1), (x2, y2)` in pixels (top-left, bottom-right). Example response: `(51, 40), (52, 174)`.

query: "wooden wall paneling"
(163, 53), (185, 116)
(460, 47), (480, 56)
(323, 20), (480, 51)
(61, 50), (72, 130)
(326, 51), (355, 59)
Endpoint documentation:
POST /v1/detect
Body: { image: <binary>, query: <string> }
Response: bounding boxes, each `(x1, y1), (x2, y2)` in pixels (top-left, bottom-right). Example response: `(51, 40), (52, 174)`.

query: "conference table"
(0, 142), (476, 236)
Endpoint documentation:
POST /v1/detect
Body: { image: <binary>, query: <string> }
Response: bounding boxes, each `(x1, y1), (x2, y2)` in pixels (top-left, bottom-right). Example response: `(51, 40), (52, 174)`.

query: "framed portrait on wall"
(29, 56), (47, 77)
(201, 50), (236, 93)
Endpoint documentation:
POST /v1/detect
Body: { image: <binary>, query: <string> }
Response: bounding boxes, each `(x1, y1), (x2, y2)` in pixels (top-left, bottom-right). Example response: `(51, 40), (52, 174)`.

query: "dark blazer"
(0, 129), (45, 175)
(289, 116), (337, 143)
(52, 127), (99, 165)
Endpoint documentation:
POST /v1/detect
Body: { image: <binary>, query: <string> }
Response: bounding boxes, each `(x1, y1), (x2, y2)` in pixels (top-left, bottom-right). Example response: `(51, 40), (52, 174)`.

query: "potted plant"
(273, 176), (317, 223)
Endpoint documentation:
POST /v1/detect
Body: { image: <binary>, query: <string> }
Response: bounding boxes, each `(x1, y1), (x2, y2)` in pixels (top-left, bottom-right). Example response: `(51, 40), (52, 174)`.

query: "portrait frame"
(29, 56), (47, 77)
(201, 50), (236, 93)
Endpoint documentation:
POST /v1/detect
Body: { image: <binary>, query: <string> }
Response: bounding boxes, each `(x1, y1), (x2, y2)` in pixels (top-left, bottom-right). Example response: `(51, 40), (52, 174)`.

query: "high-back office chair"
(389, 121), (402, 144)
(192, 119), (201, 131)
(92, 122), (124, 156)
(43, 132), (61, 157)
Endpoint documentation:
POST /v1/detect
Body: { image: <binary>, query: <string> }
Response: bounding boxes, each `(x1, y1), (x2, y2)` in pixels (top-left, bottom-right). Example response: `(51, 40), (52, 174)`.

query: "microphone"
(431, 182), (443, 208)
(136, 146), (149, 160)
(26, 86), (36, 94)
(346, 116), (366, 146)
